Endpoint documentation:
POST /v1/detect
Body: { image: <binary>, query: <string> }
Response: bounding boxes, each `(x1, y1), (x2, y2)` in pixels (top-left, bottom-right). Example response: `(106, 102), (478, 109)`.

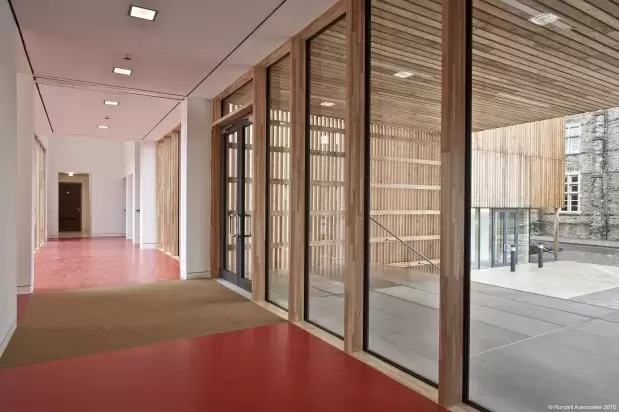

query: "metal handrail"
(369, 216), (440, 271)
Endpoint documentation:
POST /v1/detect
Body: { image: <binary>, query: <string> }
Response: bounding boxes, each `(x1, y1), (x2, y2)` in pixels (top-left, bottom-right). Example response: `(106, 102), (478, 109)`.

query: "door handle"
(228, 214), (237, 238)
(244, 215), (252, 237)
(76, 208), (81, 212)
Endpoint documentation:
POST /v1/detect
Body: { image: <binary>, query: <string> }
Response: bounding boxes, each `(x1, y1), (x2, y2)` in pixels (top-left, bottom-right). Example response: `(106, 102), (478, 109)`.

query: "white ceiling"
(13, 0), (338, 140)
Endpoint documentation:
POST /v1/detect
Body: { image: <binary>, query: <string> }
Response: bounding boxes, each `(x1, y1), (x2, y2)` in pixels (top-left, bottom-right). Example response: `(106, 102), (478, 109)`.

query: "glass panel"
(506, 211), (517, 266)
(244, 125), (253, 280)
(306, 17), (347, 336)
(479, 209), (492, 269)
(471, 209), (479, 270)
(267, 55), (291, 309)
(366, 0), (442, 383)
(517, 209), (529, 264)
(469, 2), (619, 410)
(493, 211), (505, 266)
(222, 81), (253, 116)
(225, 131), (238, 273)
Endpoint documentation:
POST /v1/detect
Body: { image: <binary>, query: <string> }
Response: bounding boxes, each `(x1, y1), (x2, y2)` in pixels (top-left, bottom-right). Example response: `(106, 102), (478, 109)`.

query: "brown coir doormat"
(0, 280), (285, 368)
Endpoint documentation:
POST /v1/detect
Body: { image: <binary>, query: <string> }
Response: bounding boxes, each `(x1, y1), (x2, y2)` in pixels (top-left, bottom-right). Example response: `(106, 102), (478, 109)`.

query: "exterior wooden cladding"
(439, 0), (467, 407)
(471, 118), (565, 209)
(156, 131), (180, 257)
(344, 0), (365, 354)
(288, 36), (307, 323)
(252, 65), (268, 302)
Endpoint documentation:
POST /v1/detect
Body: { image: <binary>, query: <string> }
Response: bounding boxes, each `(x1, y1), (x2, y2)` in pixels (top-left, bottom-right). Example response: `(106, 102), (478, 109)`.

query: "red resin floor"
(34, 237), (179, 291)
(0, 323), (447, 412)
(6, 238), (447, 412)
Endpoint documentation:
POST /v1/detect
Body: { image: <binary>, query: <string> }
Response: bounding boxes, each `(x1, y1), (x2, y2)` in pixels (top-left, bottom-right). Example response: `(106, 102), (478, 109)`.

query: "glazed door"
(221, 119), (253, 292)
(492, 209), (519, 267)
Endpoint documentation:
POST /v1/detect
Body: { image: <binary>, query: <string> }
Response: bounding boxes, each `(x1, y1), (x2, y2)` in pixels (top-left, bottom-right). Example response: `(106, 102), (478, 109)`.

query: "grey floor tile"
(601, 310), (619, 324)
(571, 287), (619, 310)
(470, 303), (563, 336)
(471, 290), (592, 326)
(472, 282), (617, 318)
(534, 327), (619, 361)
(574, 319), (619, 338)
(367, 335), (438, 383)
(469, 336), (619, 412)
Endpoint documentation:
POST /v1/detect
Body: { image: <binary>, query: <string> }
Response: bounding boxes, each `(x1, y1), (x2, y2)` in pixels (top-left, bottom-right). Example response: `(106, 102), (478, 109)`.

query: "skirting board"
(0, 318), (17, 358)
(140, 243), (157, 249)
(17, 285), (33, 294)
(182, 271), (211, 280)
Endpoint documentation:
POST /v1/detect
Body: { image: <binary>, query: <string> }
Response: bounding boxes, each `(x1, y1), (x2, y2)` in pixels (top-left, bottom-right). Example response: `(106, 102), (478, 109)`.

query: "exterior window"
(562, 172), (580, 212)
(565, 123), (581, 154)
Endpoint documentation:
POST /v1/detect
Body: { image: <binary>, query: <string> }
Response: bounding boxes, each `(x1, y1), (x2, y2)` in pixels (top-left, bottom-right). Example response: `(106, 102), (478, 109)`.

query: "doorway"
(492, 209), (519, 267)
(221, 119), (253, 292)
(58, 182), (82, 232)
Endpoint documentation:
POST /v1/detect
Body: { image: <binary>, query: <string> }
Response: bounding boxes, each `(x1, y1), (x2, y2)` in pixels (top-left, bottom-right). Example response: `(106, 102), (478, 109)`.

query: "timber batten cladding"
(206, 0), (619, 408)
(156, 129), (180, 257)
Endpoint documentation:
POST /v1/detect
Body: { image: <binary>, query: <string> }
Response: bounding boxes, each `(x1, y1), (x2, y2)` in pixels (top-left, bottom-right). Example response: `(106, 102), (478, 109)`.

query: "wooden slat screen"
(156, 130), (180, 257)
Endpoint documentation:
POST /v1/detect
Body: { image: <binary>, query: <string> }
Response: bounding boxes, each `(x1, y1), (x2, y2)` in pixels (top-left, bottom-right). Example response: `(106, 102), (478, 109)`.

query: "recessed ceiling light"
(320, 101), (335, 107)
(68, 172), (74, 177)
(529, 12), (557, 26)
(113, 67), (132, 76)
(98, 125), (109, 129)
(129, 5), (157, 21)
(394, 71), (414, 78)
(104, 100), (119, 106)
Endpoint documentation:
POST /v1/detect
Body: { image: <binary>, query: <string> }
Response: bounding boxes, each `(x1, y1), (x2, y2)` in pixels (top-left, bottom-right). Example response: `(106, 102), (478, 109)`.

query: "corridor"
(0, 239), (446, 412)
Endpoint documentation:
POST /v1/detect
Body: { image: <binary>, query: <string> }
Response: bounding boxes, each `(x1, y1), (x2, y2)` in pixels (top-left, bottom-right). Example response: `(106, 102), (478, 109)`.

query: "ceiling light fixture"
(68, 172), (74, 177)
(528, 12), (557, 26)
(320, 101), (335, 107)
(98, 125), (109, 129)
(113, 67), (132, 76)
(129, 5), (158, 21)
(394, 71), (414, 78)
(104, 100), (119, 106)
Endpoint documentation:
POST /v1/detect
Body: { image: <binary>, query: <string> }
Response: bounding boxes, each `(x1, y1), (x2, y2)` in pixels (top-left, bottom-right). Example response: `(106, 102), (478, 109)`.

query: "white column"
(133, 143), (141, 244)
(140, 141), (157, 249)
(180, 98), (212, 279)
(16, 73), (35, 294)
(0, 3), (18, 351)
(125, 174), (133, 239)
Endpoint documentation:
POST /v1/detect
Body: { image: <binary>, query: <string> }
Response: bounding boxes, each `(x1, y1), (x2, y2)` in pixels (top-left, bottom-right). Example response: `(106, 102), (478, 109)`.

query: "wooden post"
(288, 36), (307, 322)
(439, 0), (469, 407)
(210, 101), (223, 279)
(553, 207), (559, 260)
(344, 0), (366, 354)
(252, 66), (268, 302)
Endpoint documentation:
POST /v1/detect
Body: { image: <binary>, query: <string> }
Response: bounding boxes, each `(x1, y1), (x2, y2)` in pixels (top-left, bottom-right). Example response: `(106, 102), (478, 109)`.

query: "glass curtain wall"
(267, 55), (292, 309)
(365, 0), (442, 384)
(306, 17), (347, 336)
(467, 1), (619, 411)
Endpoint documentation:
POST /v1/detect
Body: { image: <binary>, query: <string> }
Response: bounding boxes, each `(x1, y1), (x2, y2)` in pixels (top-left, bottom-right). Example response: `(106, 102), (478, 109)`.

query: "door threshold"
(216, 278), (251, 300)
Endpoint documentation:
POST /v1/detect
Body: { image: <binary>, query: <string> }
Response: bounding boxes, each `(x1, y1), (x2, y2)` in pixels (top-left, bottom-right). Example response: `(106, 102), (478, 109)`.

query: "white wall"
(0, 0), (18, 354)
(140, 142), (158, 249)
(180, 98), (211, 279)
(48, 135), (125, 237)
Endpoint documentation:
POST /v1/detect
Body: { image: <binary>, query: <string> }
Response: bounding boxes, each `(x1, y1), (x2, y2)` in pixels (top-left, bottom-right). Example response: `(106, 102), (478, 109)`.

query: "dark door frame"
(58, 181), (82, 232)
(220, 119), (253, 292)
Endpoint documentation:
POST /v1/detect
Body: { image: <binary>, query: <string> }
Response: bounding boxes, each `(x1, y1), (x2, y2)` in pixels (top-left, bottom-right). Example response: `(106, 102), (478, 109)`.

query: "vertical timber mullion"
(344, 0), (366, 354)
(439, 0), (469, 407)
(252, 66), (268, 302)
(288, 36), (307, 322)
(211, 98), (223, 279)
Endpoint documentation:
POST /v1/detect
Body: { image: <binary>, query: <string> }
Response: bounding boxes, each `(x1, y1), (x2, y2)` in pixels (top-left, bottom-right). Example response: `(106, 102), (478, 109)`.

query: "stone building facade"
(533, 108), (619, 241)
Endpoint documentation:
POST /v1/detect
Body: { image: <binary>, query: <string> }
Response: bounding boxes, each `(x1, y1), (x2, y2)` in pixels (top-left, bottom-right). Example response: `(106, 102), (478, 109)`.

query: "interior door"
(59, 182), (82, 232)
(221, 119), (253, 292)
